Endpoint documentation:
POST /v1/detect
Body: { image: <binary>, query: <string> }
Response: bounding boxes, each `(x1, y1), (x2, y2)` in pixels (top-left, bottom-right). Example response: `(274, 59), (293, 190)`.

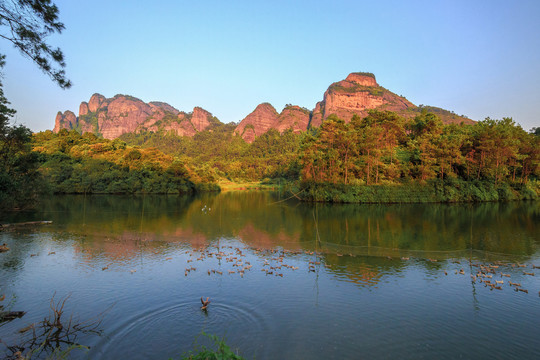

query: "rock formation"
(53, 93), (217, 139)
(53, 110), (77, 133)
(88, 93), (106, 113)
(234, 103), (279, 143)
(79, 102), (89, 116)
(310, 72), (415, 127)
(274, 105), (311, 134)
(53, 72), (474, 142)
(233, 104), (311, 143)
(191, 107), (214, 132)
(234, 72), (418, 142)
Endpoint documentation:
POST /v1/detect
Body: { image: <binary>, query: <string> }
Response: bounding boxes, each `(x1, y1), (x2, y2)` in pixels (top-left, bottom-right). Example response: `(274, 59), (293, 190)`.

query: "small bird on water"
(201, 297), (211, 311)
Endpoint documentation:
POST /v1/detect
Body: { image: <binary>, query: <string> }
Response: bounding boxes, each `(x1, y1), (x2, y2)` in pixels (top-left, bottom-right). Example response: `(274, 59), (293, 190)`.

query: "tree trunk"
(366, 150), (371, 185)
(344, 150), (349, 185)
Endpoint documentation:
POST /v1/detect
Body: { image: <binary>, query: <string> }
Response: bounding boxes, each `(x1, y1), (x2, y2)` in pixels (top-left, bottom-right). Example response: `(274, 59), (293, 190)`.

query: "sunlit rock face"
(234, 103), (279, 143)
(274, 106), (311, 134)
(234, 103), (311, 143)
(310, 73), (414, 128)
(52, 93), (216, 139)
(97, 95), (153, 139)
(345, 72), (378, 86)
(88, 93), (106, 113)
(53, 110), (78, 132)
(191, 107), (213, 132)
(236, 72), (416, 141)
(53, 72), (474, 141)
(79, 102), (89, 116)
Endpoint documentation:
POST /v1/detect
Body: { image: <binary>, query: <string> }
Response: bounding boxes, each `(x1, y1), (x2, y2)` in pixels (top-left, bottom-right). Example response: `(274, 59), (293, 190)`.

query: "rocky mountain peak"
(88, 93), (106, 113)
(53, 72), (474, 142)
(79, 102), (89, 116)
(345, 72), (378, 86)
(310, 72), (415, 127)
(53, 110), (77, 133)
(234, 103), (280, 143)
(53, 94), (216, 139)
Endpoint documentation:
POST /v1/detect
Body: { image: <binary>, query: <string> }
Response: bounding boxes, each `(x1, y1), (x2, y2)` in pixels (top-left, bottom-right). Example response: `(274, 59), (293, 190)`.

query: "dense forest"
(296, 111), (539, 202)
(1, 106), (539, 210)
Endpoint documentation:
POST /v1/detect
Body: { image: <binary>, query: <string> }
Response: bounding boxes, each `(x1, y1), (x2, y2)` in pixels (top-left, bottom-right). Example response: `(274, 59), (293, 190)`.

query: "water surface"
(0, 193), (539, 359)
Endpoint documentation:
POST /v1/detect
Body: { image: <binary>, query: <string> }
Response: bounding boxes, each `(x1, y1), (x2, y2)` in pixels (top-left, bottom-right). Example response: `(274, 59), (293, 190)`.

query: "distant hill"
(53, 73), (474, 142)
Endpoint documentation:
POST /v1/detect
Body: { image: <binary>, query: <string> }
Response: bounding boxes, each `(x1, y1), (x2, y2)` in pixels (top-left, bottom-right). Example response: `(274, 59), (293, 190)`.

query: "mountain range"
(53, 72), (474, 142)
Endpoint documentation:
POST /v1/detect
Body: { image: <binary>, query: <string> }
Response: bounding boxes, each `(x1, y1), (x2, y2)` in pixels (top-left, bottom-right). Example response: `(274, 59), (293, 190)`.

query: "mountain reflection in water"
(0, 193), (538, 359)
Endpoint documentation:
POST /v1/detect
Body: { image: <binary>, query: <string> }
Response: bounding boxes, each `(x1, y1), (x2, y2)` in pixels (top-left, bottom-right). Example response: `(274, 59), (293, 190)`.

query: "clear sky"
(2, 0), (539, 132)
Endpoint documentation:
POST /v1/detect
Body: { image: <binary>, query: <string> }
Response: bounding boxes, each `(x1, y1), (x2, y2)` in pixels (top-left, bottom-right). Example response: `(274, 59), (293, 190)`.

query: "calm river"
(1, 192), (539, 359)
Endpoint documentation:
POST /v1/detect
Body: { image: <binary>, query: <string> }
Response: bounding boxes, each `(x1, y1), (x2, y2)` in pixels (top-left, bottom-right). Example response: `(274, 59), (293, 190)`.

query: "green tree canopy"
(0, 0), (70, 88)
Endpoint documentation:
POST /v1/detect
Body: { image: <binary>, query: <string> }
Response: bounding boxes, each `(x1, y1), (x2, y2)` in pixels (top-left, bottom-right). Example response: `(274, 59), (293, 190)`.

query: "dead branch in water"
(2, 293), (108, 359)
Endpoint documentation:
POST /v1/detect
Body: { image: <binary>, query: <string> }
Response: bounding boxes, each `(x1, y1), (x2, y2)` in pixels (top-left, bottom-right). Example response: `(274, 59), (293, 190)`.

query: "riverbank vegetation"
(295, 111), (539, 202)
(2, 106), (539, 210)
(32, 110), (540, 201)
(31, 130), (219, 195)
(27, 123), (301, 197)
(178, 333), (245, 360)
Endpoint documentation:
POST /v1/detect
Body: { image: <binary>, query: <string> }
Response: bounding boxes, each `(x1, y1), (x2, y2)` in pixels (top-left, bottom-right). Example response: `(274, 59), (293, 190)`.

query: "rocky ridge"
(54, 94), (218, 139)
(235, 72), (473, 142)
(53, 72), (474, 142)
(311, 72), (415, 128)
(233, 103), (312, 143)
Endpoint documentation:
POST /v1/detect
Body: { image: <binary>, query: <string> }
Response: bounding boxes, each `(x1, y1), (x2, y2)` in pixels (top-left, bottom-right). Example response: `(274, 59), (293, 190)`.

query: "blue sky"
(2, 0), (539, 132)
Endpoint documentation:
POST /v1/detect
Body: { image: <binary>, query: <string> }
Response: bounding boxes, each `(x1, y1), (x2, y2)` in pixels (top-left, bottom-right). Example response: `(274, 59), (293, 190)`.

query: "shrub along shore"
(293, 179), (538, 203)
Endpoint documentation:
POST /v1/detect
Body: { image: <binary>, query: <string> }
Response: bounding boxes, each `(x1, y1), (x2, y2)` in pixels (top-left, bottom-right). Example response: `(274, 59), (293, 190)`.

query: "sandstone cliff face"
(149, 102), (180, 115)
(53, 72), (474, 141)
(191, 107), (213, 132)
(53, 110), (78, 132)
(234, 72), (472, 142)
(314, 73), (415, 124)
(279, 73), (409, 134)
(143, 106), (217, 137)
(98, 95), (153, 139)
(234, 103), (279, 143)
(309, 73), (473, 128)
(88, 93), (106, 113)
(79, 102), (89, 116)
(345, 72), (378, 86)
(274, 106), (310, 134)
(234, 104), (311, 143)
(53, 94), (216, 139)
(310, 102), (324, 128)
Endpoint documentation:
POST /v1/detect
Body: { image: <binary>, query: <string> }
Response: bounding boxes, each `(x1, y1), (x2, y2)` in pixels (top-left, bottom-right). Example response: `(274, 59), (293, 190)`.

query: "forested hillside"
(296, 110), (539, 202)
(28, 109), (539, 203)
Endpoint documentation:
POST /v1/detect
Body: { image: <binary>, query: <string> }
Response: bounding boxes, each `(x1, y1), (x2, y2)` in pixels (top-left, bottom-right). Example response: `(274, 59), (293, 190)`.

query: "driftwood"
(0, 221), (52, 229)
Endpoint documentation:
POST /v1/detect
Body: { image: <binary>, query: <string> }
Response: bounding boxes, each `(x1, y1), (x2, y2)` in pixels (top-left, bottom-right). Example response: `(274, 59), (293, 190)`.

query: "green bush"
(178, 333), (245, 360)
(296, 178), (538, 204)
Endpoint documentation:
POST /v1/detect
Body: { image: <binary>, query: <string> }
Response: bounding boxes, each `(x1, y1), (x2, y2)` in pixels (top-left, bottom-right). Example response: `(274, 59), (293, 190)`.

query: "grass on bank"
(294, 178), (540, 203)
(218, 179), (283, 192)
(177, 333), (245, 360)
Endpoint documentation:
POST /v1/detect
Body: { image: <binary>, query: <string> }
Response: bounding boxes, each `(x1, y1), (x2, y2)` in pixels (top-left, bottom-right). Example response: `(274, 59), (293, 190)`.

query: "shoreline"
(291, 179), (539, 204)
